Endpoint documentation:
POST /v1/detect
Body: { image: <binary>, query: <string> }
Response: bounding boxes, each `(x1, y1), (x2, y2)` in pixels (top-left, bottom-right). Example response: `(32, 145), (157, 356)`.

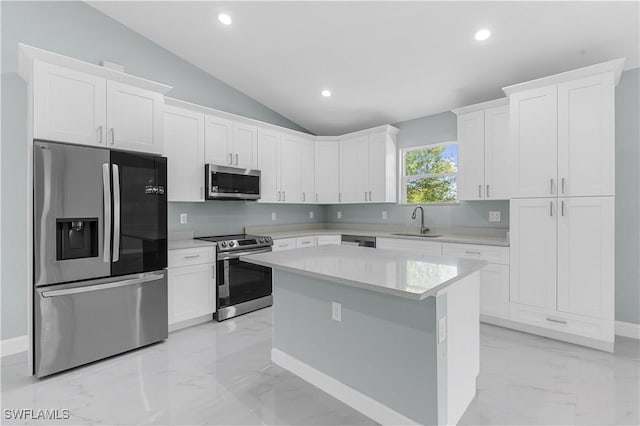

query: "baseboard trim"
(271, 348), (418, 426)
(615, 321), (640, 339)
(169, 314), (213, 333)
(1, 335), (28, 357)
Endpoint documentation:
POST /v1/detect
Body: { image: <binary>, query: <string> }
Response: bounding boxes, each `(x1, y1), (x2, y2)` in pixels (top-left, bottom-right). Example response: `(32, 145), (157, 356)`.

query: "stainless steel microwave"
(205, 164), (261, 200)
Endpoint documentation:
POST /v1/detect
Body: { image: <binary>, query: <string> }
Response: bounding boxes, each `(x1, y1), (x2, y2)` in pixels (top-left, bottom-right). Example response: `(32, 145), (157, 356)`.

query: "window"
(400, 142), (458, 204)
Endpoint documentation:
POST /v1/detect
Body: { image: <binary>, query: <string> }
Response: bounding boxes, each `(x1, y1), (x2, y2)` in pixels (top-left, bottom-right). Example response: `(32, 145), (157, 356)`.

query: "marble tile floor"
(1, 308), (638, 425)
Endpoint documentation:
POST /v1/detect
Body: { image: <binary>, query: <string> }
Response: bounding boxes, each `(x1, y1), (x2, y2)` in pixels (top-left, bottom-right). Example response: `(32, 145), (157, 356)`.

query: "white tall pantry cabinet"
(505, 59), (624, 352)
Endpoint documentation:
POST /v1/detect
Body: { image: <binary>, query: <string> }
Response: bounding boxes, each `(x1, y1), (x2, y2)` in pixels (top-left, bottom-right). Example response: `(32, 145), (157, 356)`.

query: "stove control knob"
(259, 238), (264, 243)
(229, 241), (236, 248)
(220, 241), (227, 248)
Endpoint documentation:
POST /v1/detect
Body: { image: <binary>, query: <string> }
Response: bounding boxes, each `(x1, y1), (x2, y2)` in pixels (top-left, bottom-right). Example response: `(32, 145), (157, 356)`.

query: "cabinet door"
(558, 74), (615, 197)
(232, 122), (258, 169)
(279, 135), (301, 203)
(272, 238), (296, 252)
(168, 263), (216, 325)
(457, 110), (485, 200)
(368, 132), (396, 203)
(106, 81), (164, 154)
(480, 264), (510, 319)
(164, 106), (205, 202)
(204, 114), (232, 166)
(314, 141), (340, 203)
(33, 61), (106, 146)
(509, 198), (557, 309)
(339, 136), (369, 203)
(257, 128), (280, 203)
(299, 139), (315, 203)
(484, 105), (510, 200)
(510, 86), (558, 198)
(316, 235), (342, 246)
(557, 197), (614, 319)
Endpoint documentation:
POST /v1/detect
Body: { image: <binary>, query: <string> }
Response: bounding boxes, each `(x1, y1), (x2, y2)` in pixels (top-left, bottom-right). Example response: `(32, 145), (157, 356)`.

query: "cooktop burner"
(197, 234), (272, 251)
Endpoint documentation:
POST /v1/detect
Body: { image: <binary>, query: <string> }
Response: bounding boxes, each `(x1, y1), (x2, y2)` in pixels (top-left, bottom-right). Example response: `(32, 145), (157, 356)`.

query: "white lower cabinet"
(167, 247), (216, 326)
(316, 235), (341, 246)
(272, 238), (296, 252)
(295, 236), (316, 249)
(442, 243), (510, 320)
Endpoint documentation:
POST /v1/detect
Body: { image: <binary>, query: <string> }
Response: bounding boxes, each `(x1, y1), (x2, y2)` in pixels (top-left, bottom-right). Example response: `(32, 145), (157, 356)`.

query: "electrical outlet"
(331, 301), (342, 322)
(438, 317), (447, 343)
(179, 213), (188, 224)
(309, 211), (314, 219)
(382, 210), (388, 220)
(337, 211), (342, 219)
(271, 212), (277, 221)
(489, 211), (501, 223)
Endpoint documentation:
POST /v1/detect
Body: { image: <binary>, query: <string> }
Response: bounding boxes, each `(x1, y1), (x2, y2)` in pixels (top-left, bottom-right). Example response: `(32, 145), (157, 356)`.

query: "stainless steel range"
(197, 234), (273, 321)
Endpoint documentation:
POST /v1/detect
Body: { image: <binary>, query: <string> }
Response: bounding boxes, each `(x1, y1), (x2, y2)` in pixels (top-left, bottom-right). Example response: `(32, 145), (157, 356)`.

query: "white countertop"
(168, 238), (217, 250)
(241, 244), (487, 300)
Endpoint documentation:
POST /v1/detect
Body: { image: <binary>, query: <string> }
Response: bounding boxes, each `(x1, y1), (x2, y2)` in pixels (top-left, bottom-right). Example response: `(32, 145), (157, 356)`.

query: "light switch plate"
(332, 301), (342, 322)
(382, 211), (388, 220)
(489, 211), (501, 222)
(271, 212), (277, 221)
(337, 211), (342, 219)
(309, 211), (314, 219)
(179, 213), (188, 224)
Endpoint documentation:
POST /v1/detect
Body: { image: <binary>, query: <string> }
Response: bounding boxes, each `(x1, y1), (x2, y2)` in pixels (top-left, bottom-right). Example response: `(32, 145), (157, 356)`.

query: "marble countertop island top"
(241, 244), (487, 300)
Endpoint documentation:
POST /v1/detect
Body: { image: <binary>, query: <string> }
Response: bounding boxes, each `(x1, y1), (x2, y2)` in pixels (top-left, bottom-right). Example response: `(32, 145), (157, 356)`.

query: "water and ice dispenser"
(56, 218), (98, 260)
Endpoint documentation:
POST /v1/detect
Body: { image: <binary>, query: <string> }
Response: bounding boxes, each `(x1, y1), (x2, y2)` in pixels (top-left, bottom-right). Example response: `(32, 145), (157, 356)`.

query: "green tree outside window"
(402, 143), (458, 203)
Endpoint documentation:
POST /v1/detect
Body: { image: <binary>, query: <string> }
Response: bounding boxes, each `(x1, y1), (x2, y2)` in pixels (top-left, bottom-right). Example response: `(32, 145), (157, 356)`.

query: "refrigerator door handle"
(102, 164), (112, 263)
(112, 164), (121, 262)
(41, 273), (164, 297)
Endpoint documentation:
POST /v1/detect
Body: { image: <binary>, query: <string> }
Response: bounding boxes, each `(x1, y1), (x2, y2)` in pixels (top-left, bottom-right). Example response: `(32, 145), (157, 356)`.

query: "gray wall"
(615, 68), (640, 325)
(0, 1), (309, 340)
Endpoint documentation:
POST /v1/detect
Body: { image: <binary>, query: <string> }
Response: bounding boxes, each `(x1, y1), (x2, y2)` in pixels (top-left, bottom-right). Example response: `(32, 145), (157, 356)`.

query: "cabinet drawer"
(296, 236), (316, 248)
(272, 238), (296, 252)
(316, 234), (342, 246)
(509, 303), (613, 342)
(168, 247), (214, 268)
(377, 237), (442, 256)
(442, 243), (509, 265)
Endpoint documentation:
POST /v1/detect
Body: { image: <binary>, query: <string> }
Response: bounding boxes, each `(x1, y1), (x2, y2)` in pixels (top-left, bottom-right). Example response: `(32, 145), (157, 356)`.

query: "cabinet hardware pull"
(212, 265), (215, 279)
(546, 317), (567, 325)
(97, 126), (103, 143)
(235, 154), (239, 165)
(561, 177), (565, 194)
(184, 255), (201, 259)
(550, 178), (554, 195)
(486, 184), (490, 198)
(110, 128), (115, 145)
(339, 193), (342, 202)
(465, 250), (481, 255)
(303, 192), (305, 202)
(561, 200), (565, 216)
(478, 185), (482, 198)
(369, 191), (372, 201)
(228, 153), (233, 164)
(364, 191), (368, 201)
(283, 191), (286, 202)
(277, 191), (281, 201)
(549, 201), (553, 217)
(315, 193), (318, 202)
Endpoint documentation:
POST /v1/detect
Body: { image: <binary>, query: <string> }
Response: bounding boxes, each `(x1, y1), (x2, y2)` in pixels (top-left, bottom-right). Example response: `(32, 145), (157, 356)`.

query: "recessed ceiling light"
(321, 89), (332, 97)
(218, 13), (232, 25)
(474, 29), (491, 41)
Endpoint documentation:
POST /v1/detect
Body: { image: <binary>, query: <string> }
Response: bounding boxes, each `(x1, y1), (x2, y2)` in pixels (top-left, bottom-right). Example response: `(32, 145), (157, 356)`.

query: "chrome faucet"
(411, 206), (430, 234)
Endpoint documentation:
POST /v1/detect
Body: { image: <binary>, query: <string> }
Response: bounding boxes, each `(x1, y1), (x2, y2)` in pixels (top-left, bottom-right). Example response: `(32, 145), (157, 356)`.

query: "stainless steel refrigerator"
(33, 140), (168, 377)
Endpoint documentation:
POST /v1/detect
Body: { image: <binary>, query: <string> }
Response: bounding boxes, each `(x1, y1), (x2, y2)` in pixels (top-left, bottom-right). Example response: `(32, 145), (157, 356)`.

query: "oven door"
(217, 248), (272, 308)
(205, 164), (261, 200)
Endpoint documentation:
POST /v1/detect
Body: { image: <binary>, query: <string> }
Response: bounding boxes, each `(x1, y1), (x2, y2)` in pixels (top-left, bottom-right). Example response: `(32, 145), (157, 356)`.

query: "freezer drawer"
(34, 271), (168, 377)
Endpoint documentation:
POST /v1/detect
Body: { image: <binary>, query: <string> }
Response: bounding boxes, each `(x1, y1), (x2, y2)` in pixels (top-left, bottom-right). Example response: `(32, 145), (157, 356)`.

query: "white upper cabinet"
(557, 74), (615, 197)
(314, 140), (340, 203)
(204, 115), (233, 166)
(338, 128), (398, 204)
(299, 138), (315, 203)
(279, 134), (301, 203)
(257, 128), (280, 203)
(204, 116), (257, 169)
(557, 197), (614, 319)
(453, 100), (509, 201)
(232, 122), (258, 169)
(510, 86), (558, 198)
(164, 104), (205, 202)
(33, 61), (107, 146)
(106, 80), (164, 154)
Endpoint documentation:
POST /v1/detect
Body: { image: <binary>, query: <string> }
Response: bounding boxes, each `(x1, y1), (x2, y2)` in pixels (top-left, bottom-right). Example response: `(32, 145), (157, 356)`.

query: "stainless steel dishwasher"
(341, 235), (376, 248)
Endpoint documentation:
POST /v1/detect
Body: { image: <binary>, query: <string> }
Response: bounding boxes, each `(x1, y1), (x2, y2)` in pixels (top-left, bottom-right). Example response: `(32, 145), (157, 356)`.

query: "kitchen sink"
(391, 233), (443, 238)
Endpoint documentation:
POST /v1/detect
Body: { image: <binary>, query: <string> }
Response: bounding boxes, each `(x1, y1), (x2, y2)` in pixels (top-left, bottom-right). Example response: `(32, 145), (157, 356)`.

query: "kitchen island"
(241, 245), (487, 425)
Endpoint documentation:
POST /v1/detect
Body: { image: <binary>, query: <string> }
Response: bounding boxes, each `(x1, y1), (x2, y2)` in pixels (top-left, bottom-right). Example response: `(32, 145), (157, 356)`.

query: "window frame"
(398, 141), (460, 205)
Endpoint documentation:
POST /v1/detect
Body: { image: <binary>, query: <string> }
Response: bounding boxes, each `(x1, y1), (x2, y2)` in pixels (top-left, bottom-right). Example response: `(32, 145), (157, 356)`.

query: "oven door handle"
(217, 247), (272, 260)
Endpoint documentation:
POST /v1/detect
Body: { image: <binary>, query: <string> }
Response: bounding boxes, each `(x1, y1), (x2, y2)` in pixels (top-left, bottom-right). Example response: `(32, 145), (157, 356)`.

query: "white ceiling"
(88, 1), (639, 135)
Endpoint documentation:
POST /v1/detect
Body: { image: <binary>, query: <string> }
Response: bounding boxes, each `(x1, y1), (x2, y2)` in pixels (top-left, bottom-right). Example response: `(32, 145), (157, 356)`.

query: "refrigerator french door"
(33, 141), (168, 377)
